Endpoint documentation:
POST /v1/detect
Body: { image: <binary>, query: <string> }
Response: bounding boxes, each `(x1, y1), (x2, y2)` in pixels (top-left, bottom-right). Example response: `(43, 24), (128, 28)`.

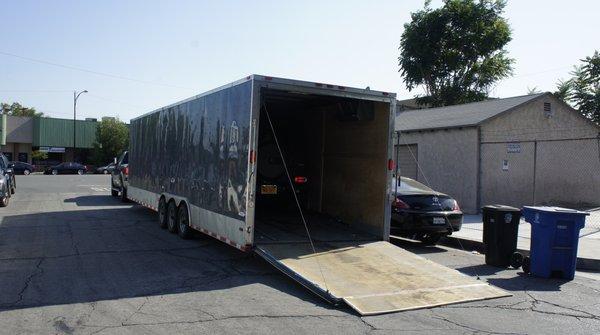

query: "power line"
(0, 50), (195, 91)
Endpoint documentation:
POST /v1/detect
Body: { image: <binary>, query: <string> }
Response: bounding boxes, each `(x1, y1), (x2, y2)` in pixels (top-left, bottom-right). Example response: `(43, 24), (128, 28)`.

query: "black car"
(44, 162), (88, 175)
(96, 162), (116, 174)
(391, 177), (463, 245)
(9, 161), (35, 175)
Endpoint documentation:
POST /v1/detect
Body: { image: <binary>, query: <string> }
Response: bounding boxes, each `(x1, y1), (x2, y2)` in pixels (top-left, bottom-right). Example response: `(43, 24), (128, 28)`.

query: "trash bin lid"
(482, 204), (520, 212)
(522, 206), (590, 216)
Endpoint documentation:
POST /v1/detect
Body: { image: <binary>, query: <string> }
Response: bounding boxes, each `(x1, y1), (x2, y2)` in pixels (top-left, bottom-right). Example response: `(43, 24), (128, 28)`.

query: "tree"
(398, 0), (514, 107)
(31, 150), (48, 162)
(554, 51), (600, 124)
(90, 118), (129, 165)
(0, 102), (43, 117)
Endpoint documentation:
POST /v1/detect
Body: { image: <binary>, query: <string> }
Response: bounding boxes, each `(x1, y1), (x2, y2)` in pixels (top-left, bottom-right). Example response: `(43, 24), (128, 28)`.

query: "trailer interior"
(254, 89), (390, 245)
(251, 85), (508, 315)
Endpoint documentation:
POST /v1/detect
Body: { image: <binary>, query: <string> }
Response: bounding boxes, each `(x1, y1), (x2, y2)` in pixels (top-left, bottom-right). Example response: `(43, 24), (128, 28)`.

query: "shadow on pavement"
(389, 235), (449, 254)
(0, 202), (329, 312)
(63, 195), (131, 207)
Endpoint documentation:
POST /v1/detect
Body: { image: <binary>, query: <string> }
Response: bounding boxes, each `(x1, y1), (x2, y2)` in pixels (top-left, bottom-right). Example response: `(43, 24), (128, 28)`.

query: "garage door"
(396, 144), (418, 180)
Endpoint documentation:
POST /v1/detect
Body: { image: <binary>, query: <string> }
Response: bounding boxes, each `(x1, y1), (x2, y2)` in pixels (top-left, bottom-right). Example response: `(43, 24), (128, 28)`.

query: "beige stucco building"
(395, 93), (600, 214)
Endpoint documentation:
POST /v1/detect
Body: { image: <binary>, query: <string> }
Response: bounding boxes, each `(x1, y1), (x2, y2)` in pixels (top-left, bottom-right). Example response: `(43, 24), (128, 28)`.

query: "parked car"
(111, 151), (129, 201)
(391, 177), (463, 245)
(0, 154), (16, 206)
(9, 161), (35, 175)
(44, 162), (88, 175)
(96, 162), (116, 174)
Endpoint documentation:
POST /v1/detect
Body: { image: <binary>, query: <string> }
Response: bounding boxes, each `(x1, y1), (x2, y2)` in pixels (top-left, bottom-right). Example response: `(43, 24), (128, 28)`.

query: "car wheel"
(177, 203), (193, 239)
(103, 170), (109, 174)
(0, 195), (8, 207)
(77, 169), (84, 175)
(167, 201), (178, 233)
(23, 169), (30, 175)
(52, 169), (58, 175)
(418, 233), (443, 246)
(158, 197), (168, 229)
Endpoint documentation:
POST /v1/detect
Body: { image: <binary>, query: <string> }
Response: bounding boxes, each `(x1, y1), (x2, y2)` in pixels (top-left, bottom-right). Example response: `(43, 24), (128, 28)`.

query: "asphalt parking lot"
(0, 175), (599, 334)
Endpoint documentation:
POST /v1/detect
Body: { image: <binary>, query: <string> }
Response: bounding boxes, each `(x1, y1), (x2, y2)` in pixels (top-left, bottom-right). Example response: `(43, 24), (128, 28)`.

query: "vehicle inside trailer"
(251, 85), (508, 316)
(254, 88), (391, 245)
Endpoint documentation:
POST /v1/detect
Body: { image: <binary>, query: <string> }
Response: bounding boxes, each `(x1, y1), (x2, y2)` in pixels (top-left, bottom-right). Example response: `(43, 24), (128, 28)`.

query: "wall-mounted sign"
(507, 143), (521, 153)
(39, 147), (66, 153)
(502, 159), (509, 171)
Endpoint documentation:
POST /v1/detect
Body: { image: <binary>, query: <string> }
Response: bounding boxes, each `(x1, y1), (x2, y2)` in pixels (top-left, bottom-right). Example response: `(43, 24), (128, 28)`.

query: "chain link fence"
(480, 136), (600, 229)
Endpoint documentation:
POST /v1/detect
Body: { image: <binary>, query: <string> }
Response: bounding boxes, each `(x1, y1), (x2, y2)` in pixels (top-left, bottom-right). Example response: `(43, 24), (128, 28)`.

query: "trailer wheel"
(177, 202), (193, 239)
(158, 197), (168, 229)
(167, 200), (178, 233)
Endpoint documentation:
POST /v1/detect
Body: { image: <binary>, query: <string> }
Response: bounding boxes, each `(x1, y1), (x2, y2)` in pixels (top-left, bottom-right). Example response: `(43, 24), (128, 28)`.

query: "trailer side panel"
(129, 80), (253, 248)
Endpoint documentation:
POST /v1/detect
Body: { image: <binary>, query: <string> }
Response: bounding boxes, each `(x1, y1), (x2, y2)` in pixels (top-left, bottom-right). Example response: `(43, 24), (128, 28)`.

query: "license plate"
(432, 217), (446, 225)
(261, 184), (278, 195)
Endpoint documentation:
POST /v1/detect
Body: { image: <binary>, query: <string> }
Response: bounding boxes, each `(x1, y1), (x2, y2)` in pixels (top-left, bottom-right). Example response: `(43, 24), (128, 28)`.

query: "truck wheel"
(120, 186), (129, 203)
(167, 201), (178, 233)
(0, 195), (8, 207)
(158, 197), (168, 229)
(111, 189), (118, 197)
(177, 203), (193, 239)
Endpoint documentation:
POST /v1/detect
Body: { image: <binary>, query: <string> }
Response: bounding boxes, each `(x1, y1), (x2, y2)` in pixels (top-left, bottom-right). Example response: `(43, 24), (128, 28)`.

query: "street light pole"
(73, 90), (88, 162)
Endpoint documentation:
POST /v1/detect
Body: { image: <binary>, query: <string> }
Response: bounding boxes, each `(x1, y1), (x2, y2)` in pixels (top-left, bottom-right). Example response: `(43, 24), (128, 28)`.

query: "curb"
(441, 236), (600, 272)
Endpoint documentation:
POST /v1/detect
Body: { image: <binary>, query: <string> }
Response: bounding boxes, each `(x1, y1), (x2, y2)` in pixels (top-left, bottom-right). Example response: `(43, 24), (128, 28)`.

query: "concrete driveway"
(1, 175), (599, 334)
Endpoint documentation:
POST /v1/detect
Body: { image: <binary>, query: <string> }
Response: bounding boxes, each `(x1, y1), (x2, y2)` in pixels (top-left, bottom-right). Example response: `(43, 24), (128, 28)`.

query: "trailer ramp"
(256, 241), (509, 315)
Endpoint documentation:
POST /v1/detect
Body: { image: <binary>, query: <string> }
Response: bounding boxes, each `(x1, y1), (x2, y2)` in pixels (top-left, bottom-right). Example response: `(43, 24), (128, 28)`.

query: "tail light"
(453, 200), (460, 211)
(294, 176), (307, 184)
(123, 166), (129, 175)
(392, 197), (410, 209)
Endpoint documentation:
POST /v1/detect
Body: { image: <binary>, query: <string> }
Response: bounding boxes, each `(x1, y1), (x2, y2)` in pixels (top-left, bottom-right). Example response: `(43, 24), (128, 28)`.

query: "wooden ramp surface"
(256, 241), (510, 315)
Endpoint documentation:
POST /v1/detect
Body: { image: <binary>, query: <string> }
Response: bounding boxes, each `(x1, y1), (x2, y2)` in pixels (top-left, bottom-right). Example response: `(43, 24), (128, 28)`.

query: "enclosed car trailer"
(127, 75), (508, 315)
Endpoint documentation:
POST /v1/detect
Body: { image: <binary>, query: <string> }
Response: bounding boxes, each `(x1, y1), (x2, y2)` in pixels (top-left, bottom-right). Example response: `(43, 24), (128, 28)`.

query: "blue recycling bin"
(521, 206), (588, 280)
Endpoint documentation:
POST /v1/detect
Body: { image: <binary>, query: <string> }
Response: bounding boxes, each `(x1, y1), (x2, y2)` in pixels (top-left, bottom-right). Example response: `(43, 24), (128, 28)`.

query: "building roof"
(396, 93), (547, 132)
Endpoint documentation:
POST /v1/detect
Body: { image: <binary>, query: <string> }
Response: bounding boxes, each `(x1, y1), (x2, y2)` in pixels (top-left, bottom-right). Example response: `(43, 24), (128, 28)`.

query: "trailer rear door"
(256, 241), (509, 315)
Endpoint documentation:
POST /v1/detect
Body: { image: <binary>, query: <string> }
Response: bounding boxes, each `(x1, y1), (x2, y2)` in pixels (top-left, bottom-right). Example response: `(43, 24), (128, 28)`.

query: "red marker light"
(392, 198), (410, 209)
(294, 176), (308, 184)
(388, 159), (395, 171)
(123, 166), (129, 175)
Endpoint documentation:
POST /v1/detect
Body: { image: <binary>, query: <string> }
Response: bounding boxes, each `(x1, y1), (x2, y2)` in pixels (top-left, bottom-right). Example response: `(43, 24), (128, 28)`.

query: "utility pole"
(73, 90), (88, 162)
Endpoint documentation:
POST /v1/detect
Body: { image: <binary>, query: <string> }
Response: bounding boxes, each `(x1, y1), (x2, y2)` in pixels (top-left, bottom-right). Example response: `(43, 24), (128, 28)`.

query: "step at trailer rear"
(127, 75), (508, 315)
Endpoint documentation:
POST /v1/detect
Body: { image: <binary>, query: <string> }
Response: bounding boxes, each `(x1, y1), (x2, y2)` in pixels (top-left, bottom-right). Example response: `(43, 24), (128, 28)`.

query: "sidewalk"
(443, 211), (600, 271)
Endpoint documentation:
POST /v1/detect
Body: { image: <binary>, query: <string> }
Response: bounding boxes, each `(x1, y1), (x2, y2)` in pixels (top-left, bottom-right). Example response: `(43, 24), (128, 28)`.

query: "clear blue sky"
(1, 0), (598, 121)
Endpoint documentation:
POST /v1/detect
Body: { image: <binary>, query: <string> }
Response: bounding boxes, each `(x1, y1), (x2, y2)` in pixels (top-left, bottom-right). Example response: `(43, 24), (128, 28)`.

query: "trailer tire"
(158, 197), (168, 229)
(177, 202), (193, 239)
(167, 200), (178, 233)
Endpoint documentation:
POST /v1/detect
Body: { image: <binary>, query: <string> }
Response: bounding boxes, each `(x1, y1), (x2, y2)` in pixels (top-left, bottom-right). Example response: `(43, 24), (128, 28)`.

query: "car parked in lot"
(0, 154), (16, 206)
(9, 161), (35, 175)
(111, 151), (129, 202)
(44, 162), (88, 175)
(391, 177), (463, 245)
(96, 162), (116, 174)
